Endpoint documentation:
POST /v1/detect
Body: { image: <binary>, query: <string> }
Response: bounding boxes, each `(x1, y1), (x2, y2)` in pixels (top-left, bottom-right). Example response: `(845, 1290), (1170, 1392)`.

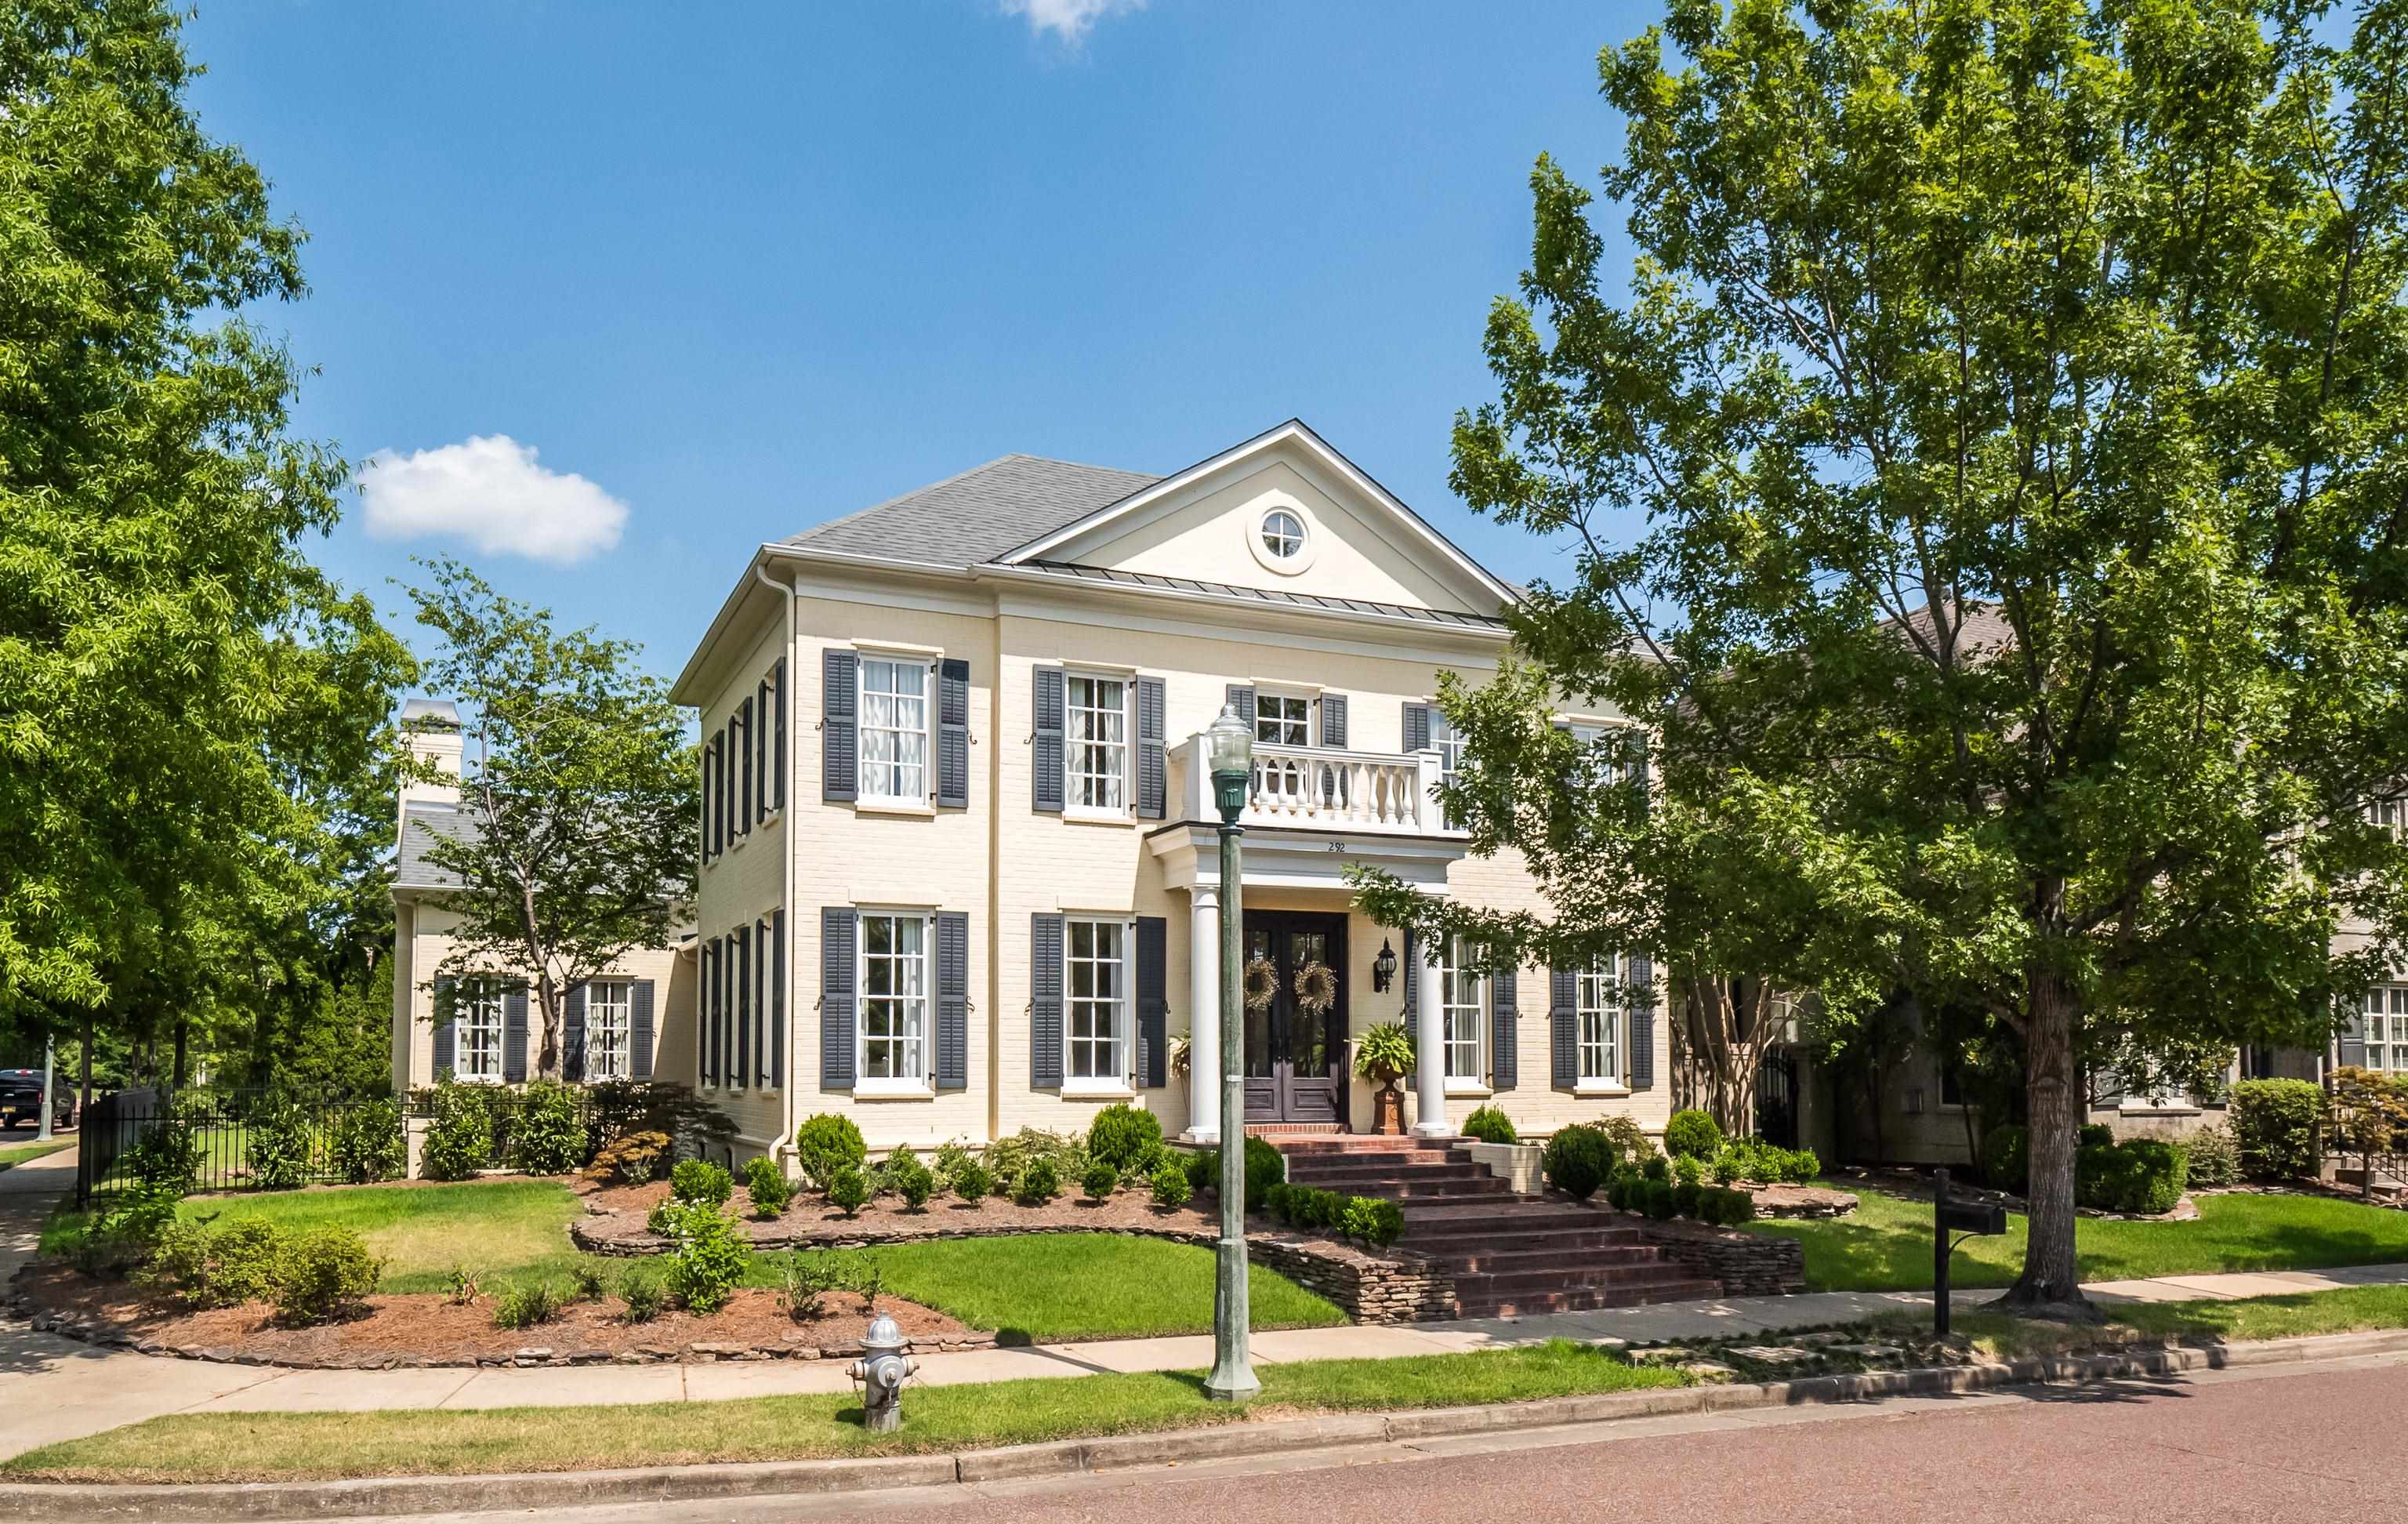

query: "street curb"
(11, 1327), (2408, 1521)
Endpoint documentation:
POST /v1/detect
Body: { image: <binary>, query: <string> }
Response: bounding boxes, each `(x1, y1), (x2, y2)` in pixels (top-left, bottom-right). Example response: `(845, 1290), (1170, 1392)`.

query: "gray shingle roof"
(1017, 561), (1509, 630)
(396, 801), (479, 889)
(785, 455), (1161, 569)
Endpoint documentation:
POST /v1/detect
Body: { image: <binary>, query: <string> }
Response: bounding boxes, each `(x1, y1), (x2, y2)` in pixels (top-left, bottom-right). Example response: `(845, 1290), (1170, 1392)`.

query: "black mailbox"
(1937, 1196), (2007, 1236)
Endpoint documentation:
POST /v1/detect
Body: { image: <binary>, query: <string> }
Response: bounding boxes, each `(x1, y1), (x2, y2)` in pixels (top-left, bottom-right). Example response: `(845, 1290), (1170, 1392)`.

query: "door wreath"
(1242, 955), (1280, 1013)
(1293, 960), (1338, 1016)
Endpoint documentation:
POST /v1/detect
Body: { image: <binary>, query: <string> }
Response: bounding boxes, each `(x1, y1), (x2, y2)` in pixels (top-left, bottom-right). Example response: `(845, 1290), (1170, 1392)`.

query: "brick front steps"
(1277, 1138), (1727, 1319)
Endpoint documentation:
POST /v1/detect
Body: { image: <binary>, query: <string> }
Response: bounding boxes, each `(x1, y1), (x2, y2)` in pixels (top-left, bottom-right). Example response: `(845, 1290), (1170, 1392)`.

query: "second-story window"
(2372, 796), (2405, 840)
(587, 980), (630, 1081)
(860, 657), (930, 802)
(2366, 985), (2408, 1073)
(1255, 693), (1310, 746)
(1066, 674), (1126, 811)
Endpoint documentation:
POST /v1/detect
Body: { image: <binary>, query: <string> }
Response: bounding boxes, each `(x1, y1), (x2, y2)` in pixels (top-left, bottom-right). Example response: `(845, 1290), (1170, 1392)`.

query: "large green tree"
(0, 0), (411, 1080)
(1389, 0), (2408, 1311)
(403, 560), (695, 1081)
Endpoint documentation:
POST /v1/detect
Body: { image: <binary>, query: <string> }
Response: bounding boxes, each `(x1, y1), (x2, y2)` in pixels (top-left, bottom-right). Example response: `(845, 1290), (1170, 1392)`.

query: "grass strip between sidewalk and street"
(0, 1138), (70, 1172)
(1929, 1282), (2408, 1360)
(2, 1340), (1686, 1483)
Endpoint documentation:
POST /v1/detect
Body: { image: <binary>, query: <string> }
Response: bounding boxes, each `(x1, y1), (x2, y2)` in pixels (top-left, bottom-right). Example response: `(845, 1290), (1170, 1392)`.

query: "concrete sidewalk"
(2, 1144), (2405, 1460)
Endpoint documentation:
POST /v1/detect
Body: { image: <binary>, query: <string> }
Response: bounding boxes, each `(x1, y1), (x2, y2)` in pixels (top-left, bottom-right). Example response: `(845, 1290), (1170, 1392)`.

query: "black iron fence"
(74, 1081), (732, 1203)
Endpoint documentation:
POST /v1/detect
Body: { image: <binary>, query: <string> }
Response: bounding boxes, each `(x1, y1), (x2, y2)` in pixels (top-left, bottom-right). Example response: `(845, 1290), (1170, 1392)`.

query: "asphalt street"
(357, 1352), (2407, 1524)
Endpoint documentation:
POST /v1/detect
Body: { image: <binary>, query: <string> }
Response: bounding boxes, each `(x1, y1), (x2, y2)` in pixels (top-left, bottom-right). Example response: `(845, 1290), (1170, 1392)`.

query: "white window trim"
(1247, 502), (1318, 575)
(855, 651), (936, 807)
(855, 907), (935, 1094)
(1440, 936), (1486, 1092)
(587, 978), (633, 1083)
(1250, 687), (1317, 749)
(1064, 913), (1137, 1090)
(455, 978), (507, 1085)
(1063, 669), (1133, 820)
(1575, 958), (1623, 1090)
(2359, 985), (2408, 1075)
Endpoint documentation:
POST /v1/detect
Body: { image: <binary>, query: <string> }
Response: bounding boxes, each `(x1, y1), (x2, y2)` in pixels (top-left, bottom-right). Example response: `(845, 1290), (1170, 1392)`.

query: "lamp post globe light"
(1202, 704), (1260, 1403)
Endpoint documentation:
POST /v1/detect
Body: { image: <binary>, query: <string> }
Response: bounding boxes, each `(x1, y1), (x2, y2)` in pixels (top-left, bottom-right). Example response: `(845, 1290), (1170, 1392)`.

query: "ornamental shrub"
(1780, 1145), (1822, 1183)
(1082, 1160), (1119, 1201)
(1086, 1104), (1165, 1174)
(888, 1151), (936, 1211)
(744, 1155), (796, 1218)
(419, 1080), (496, 1181)
(1641, 1178), (1677, 1220)
(1360, 1197), (1405, 1248)
(1714, 1187), (1757, 1226)
(1674, 1153), (1703, 1188)
(1592, 1115), (1656, 1164)
(2184, 1123), (2243, 1188)
(2080, 1123), (2117, 1150)
(125, 1116), (202, 1197)
(2229, 1079), (2325, 1180)
(492, 1279), (564, 1330)
(1641, 1152), (1670, 1182)
(271, 1227), (382, 1327)
(1244, 1136), (1285, 1210)
(1707, 1148), (1743, 1186)
(1013, 1158), (1061, 1206)
(932, 1140), (977, 1192)
(1671, 1178), (1701, 1218)
(1542, 1125), (1614, 1201)
(829, 1163), (872, 1217)
(72, 1185), (180, 1275)
(670, 1158), (734, 1207)
(1265, 1182), (1294, 1222)
(331, 1098), (406, 1185)
(953, 1161), (993, 1202)
(1983, 1124), (2029, 1193)
(661, 1203), (749, 1314)
(618, 1267), (665, 1323)
(1462, 1105), (1518, 1145)
(572, 1262), (612, 1301)
(1605, 1167), (1636, 1211)
(794, 1113), (869, 1191)
(586, 1130), (673, 1186)
(512, 1078), (589, 1175)
(245, 1090), (314, 1190)
(1150, 1160), (1192, 1209)
(140, 1218), (285, 1308)
(982, 1127), (1086, 1190)
(1663, 1109), (1724, 1160)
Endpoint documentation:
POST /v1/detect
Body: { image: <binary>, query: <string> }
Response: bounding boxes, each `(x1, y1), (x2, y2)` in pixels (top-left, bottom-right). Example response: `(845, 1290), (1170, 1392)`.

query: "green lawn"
(1935, 1282), (2408, 1360)
(0, 1138), (70, 1171)
(1746, 1184), (2408, 1292)
(154, 1182), (1340, 1341)
(0, 1340), (1685, 1482)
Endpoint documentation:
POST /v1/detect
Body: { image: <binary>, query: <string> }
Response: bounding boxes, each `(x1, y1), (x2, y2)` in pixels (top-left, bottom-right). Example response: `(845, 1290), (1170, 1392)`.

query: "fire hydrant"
(848, 1312), (917, 1432)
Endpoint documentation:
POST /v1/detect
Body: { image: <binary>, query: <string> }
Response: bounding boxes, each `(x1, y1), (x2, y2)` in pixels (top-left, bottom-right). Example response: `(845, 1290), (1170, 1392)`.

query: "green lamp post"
(1202, 704), (1260, 1403)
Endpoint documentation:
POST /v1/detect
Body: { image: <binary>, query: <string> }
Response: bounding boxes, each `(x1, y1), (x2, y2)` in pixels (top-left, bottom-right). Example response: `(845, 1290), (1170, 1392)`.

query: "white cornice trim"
(974, 564), (1508, 647)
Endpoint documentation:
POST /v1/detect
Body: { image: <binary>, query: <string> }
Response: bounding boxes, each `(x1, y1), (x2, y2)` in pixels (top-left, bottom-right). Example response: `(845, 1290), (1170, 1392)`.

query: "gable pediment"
(998, 422), (1514, 619)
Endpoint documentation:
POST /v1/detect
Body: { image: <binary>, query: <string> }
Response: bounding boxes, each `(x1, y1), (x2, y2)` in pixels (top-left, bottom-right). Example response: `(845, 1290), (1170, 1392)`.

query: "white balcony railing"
(1177, 735), (1452, 836)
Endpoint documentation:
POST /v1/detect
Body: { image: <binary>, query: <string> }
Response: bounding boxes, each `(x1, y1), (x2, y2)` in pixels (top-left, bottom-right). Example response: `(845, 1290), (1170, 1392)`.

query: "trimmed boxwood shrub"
(1663, 1108), (1724, 1160)
(1013, 1158), (1061, 1206)
(829, 1163), (872, 1217)
(2080, 1123), (2116, 1150)
(794, 1113), (869, 1191)
(1149, 1160), (1191, 1209)
(271, 1227), (382, 1327)
(887, 1150), (935, 1211)
(1086, 1104), (1165, 1174)
(1462, 1105), (1518, 1145)
(512, 1078), (589, 1175)
(1082, 1160), (1119, 1200)
(670, 1158), (734, 1207)
(952, 1161), (993, 1202)
(1641, 1152), (1670, 1182)
(2184, 1123), (2242, 1188)
(2230, 1079), (2324, 1180)
(660, 1203), (748, 1313)
(1641, 1178), (1677, 1220)
(1543, 1125), (1614, 1200)
(332, 1098), (406, 1185)
(1671, 1177), (1701, 1218)
(744, 1155), (796, 1218)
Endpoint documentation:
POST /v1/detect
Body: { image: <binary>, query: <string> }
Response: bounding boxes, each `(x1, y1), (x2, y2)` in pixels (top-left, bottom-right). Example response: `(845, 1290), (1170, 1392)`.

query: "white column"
(1413, 928), (1449, 1137)
(1187, 884), (1222, 1143)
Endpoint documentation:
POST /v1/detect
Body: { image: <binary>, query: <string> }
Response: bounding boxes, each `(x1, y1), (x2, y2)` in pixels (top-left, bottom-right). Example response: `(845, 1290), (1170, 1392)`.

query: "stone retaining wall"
(1626, 1217), (1807, 1297)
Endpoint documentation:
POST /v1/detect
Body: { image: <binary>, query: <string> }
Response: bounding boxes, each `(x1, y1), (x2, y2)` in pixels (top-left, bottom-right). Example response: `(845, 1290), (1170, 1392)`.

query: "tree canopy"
(1365, 0), (2408, 1309)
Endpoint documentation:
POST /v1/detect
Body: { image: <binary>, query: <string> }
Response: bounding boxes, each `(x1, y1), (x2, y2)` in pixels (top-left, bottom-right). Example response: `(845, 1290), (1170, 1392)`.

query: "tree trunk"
(172, 1018), (187, 1092)
(2004, 966), (2091, 1313)
(78, 1012), (92, 1131)
(533, 967), (560, 1080)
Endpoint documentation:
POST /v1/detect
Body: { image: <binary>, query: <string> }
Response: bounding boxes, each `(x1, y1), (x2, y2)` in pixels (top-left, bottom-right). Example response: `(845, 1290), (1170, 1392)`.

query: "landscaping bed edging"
(15, 1329), (2406, 1520)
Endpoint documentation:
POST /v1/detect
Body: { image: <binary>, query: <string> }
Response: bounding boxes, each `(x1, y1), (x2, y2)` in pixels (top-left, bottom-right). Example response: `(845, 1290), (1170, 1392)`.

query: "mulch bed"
(9, 1259), (981, 1370)
(581, 1178), (1231, 1250)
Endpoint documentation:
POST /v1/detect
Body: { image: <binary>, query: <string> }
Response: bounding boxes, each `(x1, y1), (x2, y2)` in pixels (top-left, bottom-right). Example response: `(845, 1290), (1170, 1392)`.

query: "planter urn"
(1372, 1086), (1405, 1137)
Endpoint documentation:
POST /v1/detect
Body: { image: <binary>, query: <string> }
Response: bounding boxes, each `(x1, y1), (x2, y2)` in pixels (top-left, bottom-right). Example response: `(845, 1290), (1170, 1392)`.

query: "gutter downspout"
(752, 554), (801, 1177)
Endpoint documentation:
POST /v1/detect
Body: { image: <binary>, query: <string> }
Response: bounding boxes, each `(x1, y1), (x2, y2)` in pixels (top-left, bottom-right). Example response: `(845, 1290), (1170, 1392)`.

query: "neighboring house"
(389, 698), (696, 1094)
(669, 419), (1672, 1168)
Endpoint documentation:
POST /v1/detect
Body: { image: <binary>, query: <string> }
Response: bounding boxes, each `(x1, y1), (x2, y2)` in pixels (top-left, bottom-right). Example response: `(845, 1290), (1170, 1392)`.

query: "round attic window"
(1249, 506), (1315, 574)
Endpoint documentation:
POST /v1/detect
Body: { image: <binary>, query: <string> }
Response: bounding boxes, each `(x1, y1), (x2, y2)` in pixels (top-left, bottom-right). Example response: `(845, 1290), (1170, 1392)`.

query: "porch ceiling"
(1143, 821), (1463, 894)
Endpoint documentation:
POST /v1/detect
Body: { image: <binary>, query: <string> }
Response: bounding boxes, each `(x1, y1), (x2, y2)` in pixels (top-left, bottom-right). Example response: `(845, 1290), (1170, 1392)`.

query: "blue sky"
(182, 1), (1652, 683)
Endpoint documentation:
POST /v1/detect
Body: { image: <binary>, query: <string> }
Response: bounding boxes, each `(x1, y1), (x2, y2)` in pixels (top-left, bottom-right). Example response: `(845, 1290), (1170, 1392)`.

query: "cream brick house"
(670, 420), (1670, 1169)
(390, 698), (694, 1094)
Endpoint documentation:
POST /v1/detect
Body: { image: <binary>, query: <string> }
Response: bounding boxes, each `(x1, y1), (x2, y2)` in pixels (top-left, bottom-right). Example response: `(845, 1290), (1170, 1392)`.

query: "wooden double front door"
(1242, 911), (1347, 1126)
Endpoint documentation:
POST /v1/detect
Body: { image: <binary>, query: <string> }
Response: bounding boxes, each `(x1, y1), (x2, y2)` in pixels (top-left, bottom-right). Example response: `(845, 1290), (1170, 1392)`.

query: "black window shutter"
(821, 908), (858, 1090)
(1225, 684), (1256, 728)
(771, 909), (786, 1089)
(1401, 928), (1417, 1089)
(755, 679), (771, 822)
(938, 658), (971, 809)
(1320, 692), (1348, 749)
(773, 656), (789, 811)
(1491, 961), (1518, 1090)
(713, 938), (728, 1085)
(734, 932), (751, 1087)
(1628, 954), (1656, 1090)
(823, 648), (858, 802)
(1550, 966), (1578, 1089)
(752, 921), (768, 1085)
(503, 985), (528, 1083)
(1135, 677), (1166, 820)
(701, 941), (718, 1085)
(1403, 702), (1431, 753)
(738, 699), (754, 832)
(705, 738), (720, 857)
(1032, 666), (1065, 812)
(1136, 916), (1168, 1087)
(936, 911), (969, 1090)
(1031, 913), (1064, 1087)
(432, 976), (456, 1079)
(631, 980), (655, 1080)
(564, 984), (587, 1083)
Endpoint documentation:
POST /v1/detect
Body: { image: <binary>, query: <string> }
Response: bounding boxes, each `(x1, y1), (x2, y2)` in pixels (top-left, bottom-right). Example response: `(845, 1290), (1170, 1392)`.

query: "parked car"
(0, 1069), (44, 1131)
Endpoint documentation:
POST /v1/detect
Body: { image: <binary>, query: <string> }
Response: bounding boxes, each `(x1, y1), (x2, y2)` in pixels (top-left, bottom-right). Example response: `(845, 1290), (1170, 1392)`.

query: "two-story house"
(669, 420), (1670, 1170)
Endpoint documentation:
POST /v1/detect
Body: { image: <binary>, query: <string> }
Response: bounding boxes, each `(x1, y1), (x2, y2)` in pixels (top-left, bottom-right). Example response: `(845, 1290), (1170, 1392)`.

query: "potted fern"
(1354, 1022), (1415, 1135)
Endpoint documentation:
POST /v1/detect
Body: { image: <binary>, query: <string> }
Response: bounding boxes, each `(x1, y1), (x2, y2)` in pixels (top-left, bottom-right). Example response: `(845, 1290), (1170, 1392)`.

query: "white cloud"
(1001, 0), (1147, 43)
(359, 435), (629, 565)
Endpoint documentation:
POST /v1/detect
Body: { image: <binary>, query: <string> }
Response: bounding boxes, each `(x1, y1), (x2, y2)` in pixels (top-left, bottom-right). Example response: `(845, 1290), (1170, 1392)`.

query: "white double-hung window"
(860, 912), (930, 1084)
(1441, 935), (1485, 1084)
(1577, 960), (1621, 1087)
(586, 980), (631, 1080)
(1254, 692), (1311, 746)
(2364, 985), (2408, 1073)
(1066, 918), (1130, 1084)
(459, 978), (505, 1082)
(859, 656), (930, 803)
(1065, 674), (1127, 811)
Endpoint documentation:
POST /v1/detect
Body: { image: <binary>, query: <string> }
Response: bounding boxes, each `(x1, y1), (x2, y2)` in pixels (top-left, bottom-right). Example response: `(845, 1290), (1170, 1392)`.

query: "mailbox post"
(1931, 1167), (2007, 1337)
